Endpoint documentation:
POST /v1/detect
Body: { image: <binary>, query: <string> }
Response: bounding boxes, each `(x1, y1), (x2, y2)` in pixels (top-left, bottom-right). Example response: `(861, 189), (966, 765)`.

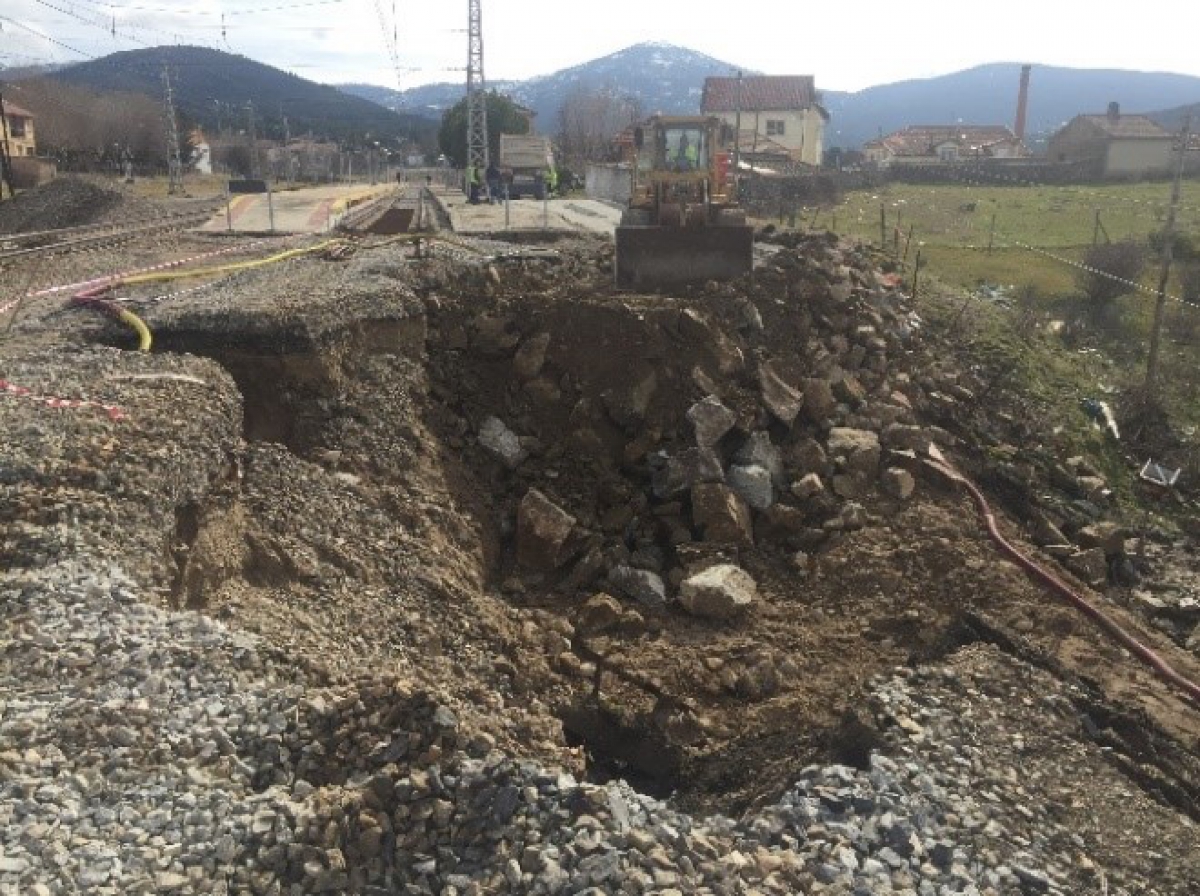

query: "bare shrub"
(1077, 240), (1146, 306)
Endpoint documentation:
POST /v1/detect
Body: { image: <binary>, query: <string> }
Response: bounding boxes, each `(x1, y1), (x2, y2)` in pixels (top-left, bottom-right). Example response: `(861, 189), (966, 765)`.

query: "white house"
(701, 76), (828, 167)
(1047, 103), (1174, 178)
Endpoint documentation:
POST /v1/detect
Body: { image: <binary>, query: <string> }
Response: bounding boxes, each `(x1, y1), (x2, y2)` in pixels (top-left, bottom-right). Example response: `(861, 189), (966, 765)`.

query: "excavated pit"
(126, 239), (1200, 818)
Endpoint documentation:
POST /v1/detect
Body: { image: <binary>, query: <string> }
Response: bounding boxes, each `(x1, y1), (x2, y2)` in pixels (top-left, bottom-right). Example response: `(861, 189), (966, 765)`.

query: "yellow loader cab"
(615, 114), (753, 289)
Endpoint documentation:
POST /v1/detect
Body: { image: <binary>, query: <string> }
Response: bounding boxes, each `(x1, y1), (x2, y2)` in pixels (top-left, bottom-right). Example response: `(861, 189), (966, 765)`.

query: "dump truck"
(614, 114), (753, 290)
(499, 133), (554, 199)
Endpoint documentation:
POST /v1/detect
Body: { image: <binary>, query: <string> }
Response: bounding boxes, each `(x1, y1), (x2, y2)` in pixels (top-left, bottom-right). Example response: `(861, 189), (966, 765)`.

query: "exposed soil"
(2, 204), (1198, 894)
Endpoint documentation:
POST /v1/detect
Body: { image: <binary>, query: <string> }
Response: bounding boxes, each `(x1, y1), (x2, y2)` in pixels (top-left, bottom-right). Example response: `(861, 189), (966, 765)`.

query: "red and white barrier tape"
(0, 379), (126, 421)
(0, 236), (295, 317)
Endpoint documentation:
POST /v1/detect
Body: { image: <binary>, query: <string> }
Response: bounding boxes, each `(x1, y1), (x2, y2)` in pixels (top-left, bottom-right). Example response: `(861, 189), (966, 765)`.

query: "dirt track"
(1, 178), (1198, 895)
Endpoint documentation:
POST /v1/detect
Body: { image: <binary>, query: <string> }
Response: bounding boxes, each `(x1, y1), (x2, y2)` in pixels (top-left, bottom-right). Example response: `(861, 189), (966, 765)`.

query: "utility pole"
(733, 70), (743, 189)
(1145, 114), (1192, 389)
(161, 63), (184, 195)
(465, 0), (489, 188)
(0, 89), (16, 201)
(246, 100), (258, 179)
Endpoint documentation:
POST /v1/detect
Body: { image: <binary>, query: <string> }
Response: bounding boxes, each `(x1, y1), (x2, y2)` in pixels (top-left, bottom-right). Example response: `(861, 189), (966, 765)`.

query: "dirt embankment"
(2, 229), (1198, 895)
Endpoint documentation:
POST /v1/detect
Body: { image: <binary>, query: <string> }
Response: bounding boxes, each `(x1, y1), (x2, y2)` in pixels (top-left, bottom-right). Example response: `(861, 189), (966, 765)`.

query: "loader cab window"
(649, 126), (706, 172)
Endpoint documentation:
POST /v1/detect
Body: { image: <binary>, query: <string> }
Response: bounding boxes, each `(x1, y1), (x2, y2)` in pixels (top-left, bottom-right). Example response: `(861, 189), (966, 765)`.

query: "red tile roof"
(867, 125), (1018, 157)
(702, 76), (817, 112)
(1080, 114), (1171, 139)
(2, 101), (35, 119)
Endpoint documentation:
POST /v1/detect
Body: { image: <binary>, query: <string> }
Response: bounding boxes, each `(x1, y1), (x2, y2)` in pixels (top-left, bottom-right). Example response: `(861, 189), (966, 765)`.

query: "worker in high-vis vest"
(678, 133), (698, 171)
(544, 165), (558, 196)
(466, 164), (481, 204)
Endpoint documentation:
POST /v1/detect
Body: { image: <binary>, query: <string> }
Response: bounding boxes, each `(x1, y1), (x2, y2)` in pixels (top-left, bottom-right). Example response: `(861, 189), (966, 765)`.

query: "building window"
(8, 117), (26, 138)
(938, 145), (958, 162)
(766, 119), (785, 137)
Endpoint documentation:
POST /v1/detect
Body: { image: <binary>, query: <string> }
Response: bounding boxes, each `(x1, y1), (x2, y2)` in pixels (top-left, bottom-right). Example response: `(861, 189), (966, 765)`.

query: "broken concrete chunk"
(479, 416), (527, 469)
(691, 483), (754, 547)
(516, 489), (577, 571)
(575, 593), (624, 634)
(803, 377), (836, 423)
(1028, 513), (1069, 548)
(1076, 521), (1126, 556)
(788, 439), (829, 478)
(827, 427), (882, 477)
(735, 432), (784, 487)
(653, 448), (725, 499)
(881, 423), (931, 453)
(729, 464), (774, 511)
(602, 369), (658, 428)
(679, 564), (756, 620)
(513, 332), (551, 381)
(759, 361), (804, 426)
(607, 565), (666, 609)
(881, 467), (916, 500)
(791, 472), (825, 500)
(687, 396), (737, 448)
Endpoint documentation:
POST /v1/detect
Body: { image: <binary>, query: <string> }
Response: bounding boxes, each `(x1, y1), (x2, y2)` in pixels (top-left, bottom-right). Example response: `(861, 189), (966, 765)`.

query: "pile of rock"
(474, 238), (939, 622)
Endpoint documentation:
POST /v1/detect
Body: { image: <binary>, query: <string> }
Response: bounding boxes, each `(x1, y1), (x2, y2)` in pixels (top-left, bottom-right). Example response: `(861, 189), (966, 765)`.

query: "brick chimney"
(1107, 102), (1120, 123)
(1014, 64), (1032, 140)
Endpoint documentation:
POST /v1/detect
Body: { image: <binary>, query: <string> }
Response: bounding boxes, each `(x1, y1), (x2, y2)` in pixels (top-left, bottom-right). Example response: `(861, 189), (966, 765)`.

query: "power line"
(0, 15), (95, 58)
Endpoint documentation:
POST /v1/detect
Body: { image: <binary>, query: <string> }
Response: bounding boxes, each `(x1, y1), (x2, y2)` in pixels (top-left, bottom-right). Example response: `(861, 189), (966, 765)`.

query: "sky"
(3, 0), (1200, 93)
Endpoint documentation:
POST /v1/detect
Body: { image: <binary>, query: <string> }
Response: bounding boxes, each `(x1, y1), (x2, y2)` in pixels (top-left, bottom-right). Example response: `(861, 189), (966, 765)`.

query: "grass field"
(815, 180), (1200, 300)
(801, 178), (1200, 494)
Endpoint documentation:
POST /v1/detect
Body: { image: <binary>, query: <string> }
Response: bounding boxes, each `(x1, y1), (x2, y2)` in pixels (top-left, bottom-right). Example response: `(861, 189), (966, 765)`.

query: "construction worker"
(677, 133), (698, 171)
(544, 165), (558, 197)
(466, 164), (480, 204)
(485, 162), (501, 204)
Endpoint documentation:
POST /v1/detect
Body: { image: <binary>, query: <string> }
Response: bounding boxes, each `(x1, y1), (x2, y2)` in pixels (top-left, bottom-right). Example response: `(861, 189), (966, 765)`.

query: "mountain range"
(16, 46), (436, 146)
(7, 43), (1200, 152)
(340, 43), (1200, 149)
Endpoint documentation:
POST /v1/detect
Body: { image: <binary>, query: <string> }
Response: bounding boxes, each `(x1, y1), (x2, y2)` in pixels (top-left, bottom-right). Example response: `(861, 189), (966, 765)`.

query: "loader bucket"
(615, 224), (753, 290)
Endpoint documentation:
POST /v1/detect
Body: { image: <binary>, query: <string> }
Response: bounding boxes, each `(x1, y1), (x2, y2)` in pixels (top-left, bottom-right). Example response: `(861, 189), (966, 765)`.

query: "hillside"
(340, 42), (751, 128)
(45, 45), (435, 145)
(341, 49), (1200, 151)
(825, 63), (1200, 149)
(1150, 100), (1200, 132)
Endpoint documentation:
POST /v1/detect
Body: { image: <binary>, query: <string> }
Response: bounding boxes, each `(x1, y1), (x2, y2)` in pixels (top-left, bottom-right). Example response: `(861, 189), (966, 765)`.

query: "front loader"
(614, 115), (753, 290)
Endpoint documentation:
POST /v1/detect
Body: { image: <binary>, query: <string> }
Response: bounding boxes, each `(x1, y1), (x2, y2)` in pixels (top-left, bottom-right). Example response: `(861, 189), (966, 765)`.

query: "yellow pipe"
(121, 240), (340, 286)
(117, 307), (153, 352)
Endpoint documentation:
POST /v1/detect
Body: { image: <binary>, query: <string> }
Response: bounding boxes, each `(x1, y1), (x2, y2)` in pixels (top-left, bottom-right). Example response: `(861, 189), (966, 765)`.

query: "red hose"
(927, 451), (1200, 707)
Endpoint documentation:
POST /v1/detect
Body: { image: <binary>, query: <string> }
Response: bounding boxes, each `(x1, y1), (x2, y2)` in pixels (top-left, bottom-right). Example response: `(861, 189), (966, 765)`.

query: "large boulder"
(691, 483), (754, 547)
(803, 377), (837, 423)
(513, 332), (551, 381)
(678, 564), (757, 620)
(759, 361), (804, 426)
(607, 565), (666, 609)
(735, 432), (784, 487)
(653, 448), (725, 499)
(687, 396), (738, 447)
(479, 417), (527, 469)
(827, 427), (881, 477)
(516, 489), (577, 570)
(729, 464), (774, 511)
(1076, 521), (1126, 556)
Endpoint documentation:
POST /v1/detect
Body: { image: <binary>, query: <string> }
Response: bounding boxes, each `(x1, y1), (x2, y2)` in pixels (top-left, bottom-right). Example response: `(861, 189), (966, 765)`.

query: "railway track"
(0, 203), (224, 263)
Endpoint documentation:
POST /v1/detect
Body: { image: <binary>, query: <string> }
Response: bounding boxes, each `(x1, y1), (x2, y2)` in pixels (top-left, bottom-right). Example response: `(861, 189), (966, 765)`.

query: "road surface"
(199, 183), (394, 234)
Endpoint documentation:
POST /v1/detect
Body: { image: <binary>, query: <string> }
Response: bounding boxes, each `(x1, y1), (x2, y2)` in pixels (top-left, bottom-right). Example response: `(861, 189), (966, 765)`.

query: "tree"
(556, 84), (641, 168)
(437, 92), (529, 168)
